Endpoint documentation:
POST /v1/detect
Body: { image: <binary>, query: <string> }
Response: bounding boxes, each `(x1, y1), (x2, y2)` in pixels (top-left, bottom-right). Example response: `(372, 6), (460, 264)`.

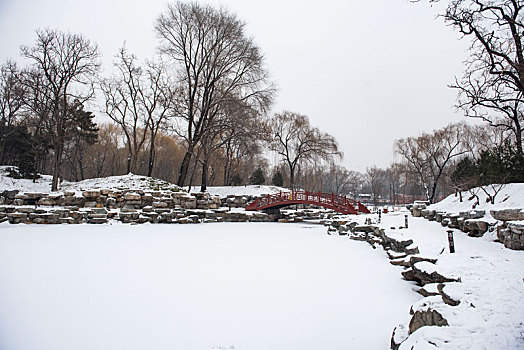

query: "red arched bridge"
(245, 190), (370, 215)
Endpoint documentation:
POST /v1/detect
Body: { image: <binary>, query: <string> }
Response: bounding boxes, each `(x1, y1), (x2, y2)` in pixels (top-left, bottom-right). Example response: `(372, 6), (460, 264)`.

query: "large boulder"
(498, 222), (524, 250)
(491, 209), (524, 222)
(462, 219), (489, 237)
(412, 202), (427, 217)
(408, 309), (448, 334)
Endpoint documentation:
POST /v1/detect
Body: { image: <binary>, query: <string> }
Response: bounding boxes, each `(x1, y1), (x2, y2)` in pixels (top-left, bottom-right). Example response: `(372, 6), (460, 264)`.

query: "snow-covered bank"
(428, 183), (524, 215)
(0, 223), (418, 350)
(374, 211), (524, 349)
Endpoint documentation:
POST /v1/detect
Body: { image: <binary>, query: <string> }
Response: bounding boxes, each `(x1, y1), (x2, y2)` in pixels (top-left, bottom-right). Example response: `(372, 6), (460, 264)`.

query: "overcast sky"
(0, 0), (469, 172)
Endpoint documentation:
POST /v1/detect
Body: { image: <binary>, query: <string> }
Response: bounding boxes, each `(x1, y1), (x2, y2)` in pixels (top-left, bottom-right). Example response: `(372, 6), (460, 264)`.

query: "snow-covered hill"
(429, 183), (524, 213)
(0, 166), (182, 194)
(0, 166), (287, 197)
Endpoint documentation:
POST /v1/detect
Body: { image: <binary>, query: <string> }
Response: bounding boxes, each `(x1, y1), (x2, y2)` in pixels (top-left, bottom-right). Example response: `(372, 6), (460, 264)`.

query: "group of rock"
(0, 189), (270, 224)
(412, 202), (524, 250)
(325, 217), (463, 349)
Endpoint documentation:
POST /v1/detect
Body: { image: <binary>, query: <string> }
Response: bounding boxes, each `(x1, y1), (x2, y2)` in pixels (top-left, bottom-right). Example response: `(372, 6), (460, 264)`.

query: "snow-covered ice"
(0, 222), (418, 350)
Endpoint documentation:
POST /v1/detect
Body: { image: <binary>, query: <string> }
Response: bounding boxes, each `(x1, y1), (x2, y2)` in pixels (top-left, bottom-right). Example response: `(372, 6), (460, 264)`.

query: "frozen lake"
(0, 222), (418, 350)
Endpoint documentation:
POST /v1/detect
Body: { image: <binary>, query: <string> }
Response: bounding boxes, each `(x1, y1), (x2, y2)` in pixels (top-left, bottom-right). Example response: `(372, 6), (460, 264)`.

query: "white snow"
(190, 185), (287, 198)
(0, 166), (183, 194)
(0, 222), (418, 350)
(428, 183), (524, 214)
(375, 211), (524, 350)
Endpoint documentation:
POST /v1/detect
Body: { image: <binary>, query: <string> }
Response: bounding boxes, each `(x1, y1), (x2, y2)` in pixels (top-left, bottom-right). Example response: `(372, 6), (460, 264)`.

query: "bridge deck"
(245, 191), (370, 215)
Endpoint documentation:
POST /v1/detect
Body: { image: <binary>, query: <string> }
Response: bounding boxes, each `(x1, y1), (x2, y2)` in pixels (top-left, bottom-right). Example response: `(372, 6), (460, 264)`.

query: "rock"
(437, 284), (460, 306)
(491, 208), (524, 221)
(1, 190), (19, 200)
(408, 309), (448, 334)
(459, 210), (485, 219)
(402, 262), (459, 286)
(463, 219), (489, 237)
(448, 214), (460, 229)
(152, 201), (168, 208)
(498, 222), (524, 250)
(412, 202), (427, 217)
(417, 284), (440, 297)
(88, 217), (108, 224)
(124, 192), (141, 201)
(82, 190), (101, 198)
(352, 225), (374, 233)
(390, 325), (408, 350)
(409, 256), (437, 266)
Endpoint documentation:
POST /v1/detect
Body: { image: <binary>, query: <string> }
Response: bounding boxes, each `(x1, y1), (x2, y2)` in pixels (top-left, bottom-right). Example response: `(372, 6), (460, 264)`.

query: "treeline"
(1, 0), (523, 202)
(0, 2), (343, 192)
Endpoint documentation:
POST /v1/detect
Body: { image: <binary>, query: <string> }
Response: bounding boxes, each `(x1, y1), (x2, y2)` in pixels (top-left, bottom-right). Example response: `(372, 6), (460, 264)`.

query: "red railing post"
(331, 193), (334, 204)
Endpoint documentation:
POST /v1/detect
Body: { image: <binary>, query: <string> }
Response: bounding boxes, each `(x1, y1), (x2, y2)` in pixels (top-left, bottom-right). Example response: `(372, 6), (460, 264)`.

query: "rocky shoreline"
(411, 202), (524, 251)
(325, 219), (468, 349)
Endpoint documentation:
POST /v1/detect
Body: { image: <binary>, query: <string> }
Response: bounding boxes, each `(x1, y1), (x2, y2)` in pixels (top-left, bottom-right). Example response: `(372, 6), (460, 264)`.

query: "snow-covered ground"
(428, 183), (524, 215)
(0, 222), (418, 350)
(0, 166), (182, 194)
(372, 210), (524, 349)
(190, 185), (287, 198)
(0, 166), (286, 198)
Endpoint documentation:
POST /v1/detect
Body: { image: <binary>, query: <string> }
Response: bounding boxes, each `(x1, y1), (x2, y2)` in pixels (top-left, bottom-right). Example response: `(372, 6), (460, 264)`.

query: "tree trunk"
(223, 163), (229, 186)
(51, 143), (63, 191)
(126, 152), (132, 174)
(177, 148), (193, 187)
(147, 138), (155, 177)
(201, 160), (208, 192)
(515, 120), (523, 156)
(78, 152), (85, 181)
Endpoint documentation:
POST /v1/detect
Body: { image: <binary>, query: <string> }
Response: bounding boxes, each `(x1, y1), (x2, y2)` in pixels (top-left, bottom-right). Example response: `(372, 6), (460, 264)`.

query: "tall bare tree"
(385, 163), (405, 205)
(269, 111), (341, 189)
(366, 166), (386, 207)
(395, 123), (467, 203)
(155, 1), (274, 186)
(100, 47), (148, 174)
(21, 29), (100, 190)
(419, 0), (524, 154)
(139, 59), (177, 177)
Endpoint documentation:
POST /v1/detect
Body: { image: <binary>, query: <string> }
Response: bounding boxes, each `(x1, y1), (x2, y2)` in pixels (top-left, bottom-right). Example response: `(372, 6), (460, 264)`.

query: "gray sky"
(0, 0), (469, 172)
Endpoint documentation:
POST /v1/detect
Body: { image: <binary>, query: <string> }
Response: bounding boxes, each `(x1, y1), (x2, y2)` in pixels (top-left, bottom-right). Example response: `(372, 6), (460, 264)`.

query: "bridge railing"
(247, 190), (368, 214)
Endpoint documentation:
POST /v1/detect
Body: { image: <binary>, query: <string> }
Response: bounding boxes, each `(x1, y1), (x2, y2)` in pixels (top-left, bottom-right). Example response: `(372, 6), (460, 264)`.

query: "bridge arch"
(245, 190), (370, 215)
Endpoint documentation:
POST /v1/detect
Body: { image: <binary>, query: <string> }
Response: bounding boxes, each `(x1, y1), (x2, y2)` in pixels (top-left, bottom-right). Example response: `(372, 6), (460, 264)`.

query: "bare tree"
(395, 123), (467, 203)
(366, 166), (386, 207)
(385, 163), (405, 205)
(418, 0), (524, 154)
(269, 111), (341, 189)
(201, 95), (267, 190)
(100, 47), (148, 174)
(139, 59), (177, 177)
(21, 29), (100, 190)
(319, 163), (364, 196)
(155, 1), (274, 186)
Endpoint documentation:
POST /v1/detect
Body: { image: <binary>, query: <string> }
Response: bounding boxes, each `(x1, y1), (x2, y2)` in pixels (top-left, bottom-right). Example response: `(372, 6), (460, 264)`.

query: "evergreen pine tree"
(271, 170), (284, 187)
(249, 167), (265, 185)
